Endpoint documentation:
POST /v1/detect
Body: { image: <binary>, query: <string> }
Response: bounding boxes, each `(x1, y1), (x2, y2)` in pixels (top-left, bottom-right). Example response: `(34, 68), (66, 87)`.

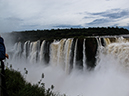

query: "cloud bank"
(0, 0), (129, 32)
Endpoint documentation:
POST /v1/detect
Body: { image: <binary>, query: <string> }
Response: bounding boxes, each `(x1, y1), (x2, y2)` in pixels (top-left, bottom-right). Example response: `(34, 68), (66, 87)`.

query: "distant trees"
(8, 27), (129, 42)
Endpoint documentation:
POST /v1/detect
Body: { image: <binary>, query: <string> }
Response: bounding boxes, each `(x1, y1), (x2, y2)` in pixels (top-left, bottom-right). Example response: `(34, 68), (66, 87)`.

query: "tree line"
(7, 27), (129, 42)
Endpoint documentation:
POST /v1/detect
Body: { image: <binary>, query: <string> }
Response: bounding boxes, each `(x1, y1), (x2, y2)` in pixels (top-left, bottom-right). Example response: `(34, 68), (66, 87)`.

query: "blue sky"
(0, 0), (129, 32)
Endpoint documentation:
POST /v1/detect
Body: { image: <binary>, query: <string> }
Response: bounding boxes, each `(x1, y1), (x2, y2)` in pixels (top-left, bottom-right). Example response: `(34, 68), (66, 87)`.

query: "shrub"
(5, 69), (60, 96)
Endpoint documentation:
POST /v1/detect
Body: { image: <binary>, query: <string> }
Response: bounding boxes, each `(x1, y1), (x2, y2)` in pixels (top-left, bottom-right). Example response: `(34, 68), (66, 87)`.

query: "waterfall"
(73, 39), (78, 69)
(50, 39), (66, 67)
(50, 40), (59, 65)
(22, 41), (30, 60)
(11, 37), (129, 70)
(39, 40), (45, 63)
(106, 39), (129, 70)
(9, 38), (101, 70)
(28, 40), (40, 63)
(104, 38), (111, 45)
(6, 36), (129, 96)
(12, 42), (22, 60)
(83, 39), (86, 71)
(57, 39), (66, 67)
(49, 38), (73, 72)
(64, 38), (73, 73)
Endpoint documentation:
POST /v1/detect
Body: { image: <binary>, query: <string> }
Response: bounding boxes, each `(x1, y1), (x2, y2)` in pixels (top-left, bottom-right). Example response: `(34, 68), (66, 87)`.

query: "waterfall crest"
(9, 37), (129, 71)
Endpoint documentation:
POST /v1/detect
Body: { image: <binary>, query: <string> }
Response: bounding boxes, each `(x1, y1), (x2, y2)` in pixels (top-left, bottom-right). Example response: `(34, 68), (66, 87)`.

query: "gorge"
(3, 27), (129, 96)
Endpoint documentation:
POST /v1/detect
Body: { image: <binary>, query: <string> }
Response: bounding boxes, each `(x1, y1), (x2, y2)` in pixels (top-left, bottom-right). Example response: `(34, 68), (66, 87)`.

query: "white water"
(73, 39), (78, 69)
(5, 38), (129, 96)
(83, 39), (86, 71)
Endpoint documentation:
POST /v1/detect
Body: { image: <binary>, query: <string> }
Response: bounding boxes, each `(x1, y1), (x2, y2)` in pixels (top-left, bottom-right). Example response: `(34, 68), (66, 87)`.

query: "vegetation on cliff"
(6, 27), (129, 42)
(5, 68), (63, 96)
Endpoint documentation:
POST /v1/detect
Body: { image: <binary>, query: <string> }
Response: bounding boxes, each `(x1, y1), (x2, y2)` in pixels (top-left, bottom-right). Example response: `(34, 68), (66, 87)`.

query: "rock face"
(74, 38), (98, 69)
(85, 38), (98, 68)
(69, 38), (98, 69)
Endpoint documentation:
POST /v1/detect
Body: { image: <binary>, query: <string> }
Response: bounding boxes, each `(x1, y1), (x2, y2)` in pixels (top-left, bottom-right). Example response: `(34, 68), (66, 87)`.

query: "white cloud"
(0, 0), (129, 32)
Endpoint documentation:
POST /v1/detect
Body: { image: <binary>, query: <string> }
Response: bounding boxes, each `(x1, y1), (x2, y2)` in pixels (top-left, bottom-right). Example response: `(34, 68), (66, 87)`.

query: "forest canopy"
(6, 27), (129, 42)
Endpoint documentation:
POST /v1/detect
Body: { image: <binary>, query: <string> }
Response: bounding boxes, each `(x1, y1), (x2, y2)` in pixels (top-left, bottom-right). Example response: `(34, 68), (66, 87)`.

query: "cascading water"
(83, 39), (86, 71)
(73, 39), (78, 69)
(6, 37), (129, 96)
(39, 40), (45, 63)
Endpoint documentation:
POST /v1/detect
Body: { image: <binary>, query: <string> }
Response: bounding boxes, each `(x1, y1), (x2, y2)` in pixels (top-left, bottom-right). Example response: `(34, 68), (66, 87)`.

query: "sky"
(0, 0), (129, 32)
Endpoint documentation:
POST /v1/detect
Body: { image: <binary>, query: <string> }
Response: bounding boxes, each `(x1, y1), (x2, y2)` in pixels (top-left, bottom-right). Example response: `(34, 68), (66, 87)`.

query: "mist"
(5, 51), (129, 96)
(3, 36), (129, 96)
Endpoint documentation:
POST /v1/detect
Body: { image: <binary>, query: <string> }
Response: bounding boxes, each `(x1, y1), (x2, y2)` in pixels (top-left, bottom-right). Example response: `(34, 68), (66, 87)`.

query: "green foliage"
(5, 69), (62, 96)
(5, 69), (26, 96)
(5, 27), (129, 43)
